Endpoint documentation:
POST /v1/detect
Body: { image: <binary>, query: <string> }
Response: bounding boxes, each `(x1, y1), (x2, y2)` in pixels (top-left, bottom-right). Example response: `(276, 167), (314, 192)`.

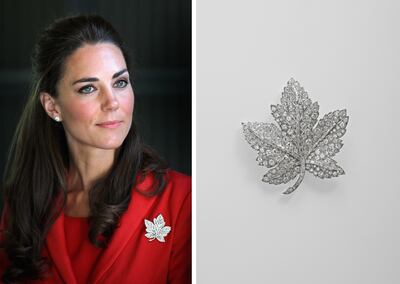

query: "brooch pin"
(144, 214), (171, 242)
(242, 78), (349, 194)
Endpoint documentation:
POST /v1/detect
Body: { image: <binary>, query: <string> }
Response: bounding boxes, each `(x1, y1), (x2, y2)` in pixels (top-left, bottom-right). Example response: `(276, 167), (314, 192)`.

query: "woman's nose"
(101, 87), (119, 111)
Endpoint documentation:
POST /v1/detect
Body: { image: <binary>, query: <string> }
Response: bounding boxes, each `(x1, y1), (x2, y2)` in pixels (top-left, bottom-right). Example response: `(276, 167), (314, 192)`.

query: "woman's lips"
(96, 120), (123, 129)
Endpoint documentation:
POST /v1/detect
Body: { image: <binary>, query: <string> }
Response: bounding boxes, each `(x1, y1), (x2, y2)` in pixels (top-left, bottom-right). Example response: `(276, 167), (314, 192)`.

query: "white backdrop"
(197, 0), (400, 283)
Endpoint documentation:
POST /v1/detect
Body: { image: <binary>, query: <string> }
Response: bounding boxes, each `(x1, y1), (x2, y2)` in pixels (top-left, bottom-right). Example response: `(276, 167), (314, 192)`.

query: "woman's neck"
(67, 146), (116, 193)
(64, 147), (116, 217)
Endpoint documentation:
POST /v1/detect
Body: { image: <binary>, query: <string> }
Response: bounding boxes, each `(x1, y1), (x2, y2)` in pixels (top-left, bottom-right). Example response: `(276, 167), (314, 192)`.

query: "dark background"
(0, 0), (192, 207)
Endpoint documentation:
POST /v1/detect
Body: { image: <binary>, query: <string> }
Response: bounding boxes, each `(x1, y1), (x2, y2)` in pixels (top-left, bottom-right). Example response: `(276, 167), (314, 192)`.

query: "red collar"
(45, 173), (158, 283)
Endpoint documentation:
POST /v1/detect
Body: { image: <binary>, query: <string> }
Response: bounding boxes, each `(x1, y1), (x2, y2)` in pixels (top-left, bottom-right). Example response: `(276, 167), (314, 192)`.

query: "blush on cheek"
(122, 91), (135, 116)
(73, 103), (97, 122)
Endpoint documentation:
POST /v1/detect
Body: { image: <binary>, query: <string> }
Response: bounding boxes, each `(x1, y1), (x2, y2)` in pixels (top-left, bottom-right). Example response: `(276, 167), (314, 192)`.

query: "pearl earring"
(54, 116), (61, 122)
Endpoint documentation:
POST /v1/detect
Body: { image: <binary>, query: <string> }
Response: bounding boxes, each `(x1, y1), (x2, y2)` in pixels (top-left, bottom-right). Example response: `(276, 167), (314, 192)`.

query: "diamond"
(242, 78), (349, 194)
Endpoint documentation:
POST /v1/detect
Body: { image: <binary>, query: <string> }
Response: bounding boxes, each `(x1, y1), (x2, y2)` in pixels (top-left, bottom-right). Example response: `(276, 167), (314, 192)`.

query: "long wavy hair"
(0, 14), (167, 283)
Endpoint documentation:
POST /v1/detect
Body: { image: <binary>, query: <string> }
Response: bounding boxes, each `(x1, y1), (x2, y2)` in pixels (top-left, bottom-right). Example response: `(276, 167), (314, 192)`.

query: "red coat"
(0, 170), (191, 284)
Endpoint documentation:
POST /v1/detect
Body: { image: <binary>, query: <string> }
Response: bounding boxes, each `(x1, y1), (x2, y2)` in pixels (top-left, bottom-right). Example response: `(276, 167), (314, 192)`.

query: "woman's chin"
(94, 136), (126, 150)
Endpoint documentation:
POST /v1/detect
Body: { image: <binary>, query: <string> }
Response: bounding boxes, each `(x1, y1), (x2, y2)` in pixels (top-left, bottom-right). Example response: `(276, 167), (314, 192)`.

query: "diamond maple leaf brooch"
(144, 214), (171, 242)
(242, 78), (349, 194)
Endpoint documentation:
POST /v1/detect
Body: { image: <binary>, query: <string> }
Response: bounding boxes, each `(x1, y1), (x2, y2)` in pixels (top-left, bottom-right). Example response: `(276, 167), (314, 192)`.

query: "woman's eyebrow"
(72, 68), (128, 85)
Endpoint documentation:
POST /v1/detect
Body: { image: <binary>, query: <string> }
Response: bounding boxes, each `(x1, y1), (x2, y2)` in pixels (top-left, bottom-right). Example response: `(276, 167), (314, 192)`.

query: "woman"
(0, 14), (191, 284)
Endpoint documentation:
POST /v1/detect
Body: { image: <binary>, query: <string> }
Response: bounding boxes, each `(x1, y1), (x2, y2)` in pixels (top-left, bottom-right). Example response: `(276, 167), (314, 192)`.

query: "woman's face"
(49, 43), (134, 152)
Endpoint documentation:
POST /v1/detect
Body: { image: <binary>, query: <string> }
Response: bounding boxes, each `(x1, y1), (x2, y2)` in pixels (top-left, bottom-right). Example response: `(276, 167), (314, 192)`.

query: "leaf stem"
(283, 159), (306, 194)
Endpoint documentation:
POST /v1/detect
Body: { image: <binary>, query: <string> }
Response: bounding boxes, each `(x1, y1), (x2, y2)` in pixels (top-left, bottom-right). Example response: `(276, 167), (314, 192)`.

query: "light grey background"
(197, 0), (400, 283)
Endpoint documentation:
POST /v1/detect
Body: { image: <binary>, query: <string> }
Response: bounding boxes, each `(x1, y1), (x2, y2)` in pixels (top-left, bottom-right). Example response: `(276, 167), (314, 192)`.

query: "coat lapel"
(89, 174), (158, 284)
(45, 211), (78, 284)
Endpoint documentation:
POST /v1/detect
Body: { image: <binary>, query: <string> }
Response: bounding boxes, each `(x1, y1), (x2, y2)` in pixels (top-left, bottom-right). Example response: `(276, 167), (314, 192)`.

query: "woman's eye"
(78, 85), (96, 94)
(114, 79), (128, 88)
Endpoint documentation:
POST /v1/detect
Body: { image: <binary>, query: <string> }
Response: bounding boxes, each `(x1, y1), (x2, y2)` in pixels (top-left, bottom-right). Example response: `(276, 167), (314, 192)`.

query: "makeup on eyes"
(77, 77), (129, 94)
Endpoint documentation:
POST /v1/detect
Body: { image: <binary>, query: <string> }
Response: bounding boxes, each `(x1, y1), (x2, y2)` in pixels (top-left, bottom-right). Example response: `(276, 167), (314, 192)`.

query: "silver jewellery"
(242, 78), (349, 194)
(144, 214), (171, 242)
(54, 116), (61, 122)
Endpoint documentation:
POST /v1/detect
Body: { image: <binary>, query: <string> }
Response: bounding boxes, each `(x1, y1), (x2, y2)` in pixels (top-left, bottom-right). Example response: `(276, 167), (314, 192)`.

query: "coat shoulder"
(136, 169), (191, 198)
(165, 170), (191, 196)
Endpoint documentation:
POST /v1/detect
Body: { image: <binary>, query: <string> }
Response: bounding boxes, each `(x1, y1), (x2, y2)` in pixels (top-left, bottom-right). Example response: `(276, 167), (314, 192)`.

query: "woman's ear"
(40, 92), (62, 122)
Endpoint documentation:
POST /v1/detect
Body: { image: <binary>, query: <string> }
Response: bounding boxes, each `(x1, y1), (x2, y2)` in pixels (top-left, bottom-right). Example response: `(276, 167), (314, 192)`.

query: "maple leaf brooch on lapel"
(242, 78), (349, 194)
(144, 214), (171, 242)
